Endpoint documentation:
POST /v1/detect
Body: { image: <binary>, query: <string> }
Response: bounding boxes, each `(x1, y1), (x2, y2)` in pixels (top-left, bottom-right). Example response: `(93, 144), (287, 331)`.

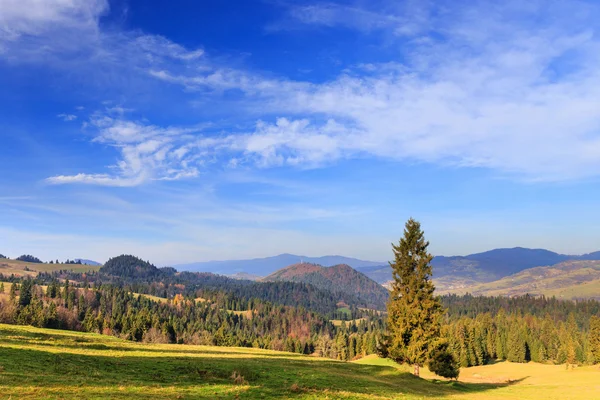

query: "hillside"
(175, 253), (384, 276)
(437, 260), (600, 299)
(0, 258), (100, 277)
(264, 263), (389, 309)
(2, 324), (600, 399)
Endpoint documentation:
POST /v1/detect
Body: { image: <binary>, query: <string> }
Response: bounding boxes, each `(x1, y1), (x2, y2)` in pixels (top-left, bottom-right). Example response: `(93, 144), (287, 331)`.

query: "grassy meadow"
(1, 324), (598, 399)
(0, 259), (101, 277)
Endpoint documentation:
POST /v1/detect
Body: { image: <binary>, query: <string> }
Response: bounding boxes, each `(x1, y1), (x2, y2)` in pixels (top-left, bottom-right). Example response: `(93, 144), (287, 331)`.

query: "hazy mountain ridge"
(264, 262), (389, 309)
(358, 247), (600, 285)
(175, 253), (385, 276)
(74, 259), (102, 266)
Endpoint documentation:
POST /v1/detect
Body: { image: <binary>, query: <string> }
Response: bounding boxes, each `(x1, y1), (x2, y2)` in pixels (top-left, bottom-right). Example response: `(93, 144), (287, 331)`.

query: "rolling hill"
(174, 253), (385, 276)
(0, 258), (101, 276)
(263, 262), (389, 309)
(437, 260), (600, 300)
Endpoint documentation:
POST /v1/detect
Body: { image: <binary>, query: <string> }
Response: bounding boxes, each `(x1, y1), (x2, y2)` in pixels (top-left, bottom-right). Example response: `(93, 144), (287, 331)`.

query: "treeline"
(0, 278), (383, 361)
(442, 295), (600, 367)
(15, 255), (43, 263)
(443, 294), (600, 327)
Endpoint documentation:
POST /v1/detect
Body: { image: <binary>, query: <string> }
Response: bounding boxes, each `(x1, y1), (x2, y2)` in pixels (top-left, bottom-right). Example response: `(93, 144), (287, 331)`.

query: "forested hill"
(100, 255), (175, 279)
(264, 263), (389, 310)
(77, 255), (370, 316)
(100, 255), (155, 278)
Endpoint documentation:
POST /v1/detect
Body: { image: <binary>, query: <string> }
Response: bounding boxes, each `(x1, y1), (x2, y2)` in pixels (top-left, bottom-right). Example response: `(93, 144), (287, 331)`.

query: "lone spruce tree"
(386, 218), (443, 377)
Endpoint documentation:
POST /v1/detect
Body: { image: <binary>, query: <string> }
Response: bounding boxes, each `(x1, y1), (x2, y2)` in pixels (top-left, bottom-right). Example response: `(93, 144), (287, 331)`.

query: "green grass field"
(1, 324), (598, 399)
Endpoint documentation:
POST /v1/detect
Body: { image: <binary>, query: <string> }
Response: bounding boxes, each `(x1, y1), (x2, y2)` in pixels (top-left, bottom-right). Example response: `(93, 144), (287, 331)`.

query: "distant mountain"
(263, 263), (389, 309)
(175, 253), (385, 276)
(437, 260), (600, 300)
(358, 247), (600, 285)
(74, 259), (102, 266)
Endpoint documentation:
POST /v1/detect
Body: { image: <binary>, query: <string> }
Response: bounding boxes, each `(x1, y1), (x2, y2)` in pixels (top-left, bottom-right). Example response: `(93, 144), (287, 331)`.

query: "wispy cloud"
(57, 113), (77, 121)
(272, 1), (431, 36)
(47, 111), (209, 186)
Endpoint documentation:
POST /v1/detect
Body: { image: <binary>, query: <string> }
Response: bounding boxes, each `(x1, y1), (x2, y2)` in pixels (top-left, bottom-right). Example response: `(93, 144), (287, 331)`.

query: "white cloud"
(6, 0), (600, 183)
(0, 0), (108, 54)
(271, 0), (432, 37)
(57, 113), (77, 121)
(134, 35), (204, 61)
(0, 0), (107, 37)
(47, 112), (207, 186)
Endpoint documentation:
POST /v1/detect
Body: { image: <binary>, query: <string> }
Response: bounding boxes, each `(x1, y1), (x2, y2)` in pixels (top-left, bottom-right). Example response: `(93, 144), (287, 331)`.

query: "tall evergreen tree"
(19, 278), (34, 307)
(589, 316), (600, 364)
(385, 218), (444, 376)
(9, 283), (17, 301)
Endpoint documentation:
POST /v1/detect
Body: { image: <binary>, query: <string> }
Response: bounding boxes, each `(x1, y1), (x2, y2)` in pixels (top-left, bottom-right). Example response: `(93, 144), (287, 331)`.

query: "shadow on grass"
(0, 334), (309, 358)
(0, 342), (524, 399)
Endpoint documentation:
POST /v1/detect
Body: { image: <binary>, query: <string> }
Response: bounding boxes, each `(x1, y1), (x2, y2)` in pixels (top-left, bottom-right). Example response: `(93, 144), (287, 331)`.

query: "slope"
(0, 258), (101, 277)
(437, 260), (600, 299)
(264, 263), (389, 309)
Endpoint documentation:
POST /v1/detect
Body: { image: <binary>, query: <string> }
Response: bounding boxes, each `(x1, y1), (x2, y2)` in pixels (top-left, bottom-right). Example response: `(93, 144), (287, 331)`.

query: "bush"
(427, 342), (460, 380)
(142, 328), (169, 344)
(230, 371), (247, 385)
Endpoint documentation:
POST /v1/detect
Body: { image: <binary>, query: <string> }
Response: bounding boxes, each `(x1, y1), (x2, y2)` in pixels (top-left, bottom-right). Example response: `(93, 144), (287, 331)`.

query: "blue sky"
(2, 0), (600, 265)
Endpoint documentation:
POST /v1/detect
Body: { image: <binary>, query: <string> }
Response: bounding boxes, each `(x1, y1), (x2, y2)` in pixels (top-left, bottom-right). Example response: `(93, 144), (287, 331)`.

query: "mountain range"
(176, 248), (600, 283)
(174, 254), (384, 276)
(356, 247), (600, 285)
(175, 247), (600, 299)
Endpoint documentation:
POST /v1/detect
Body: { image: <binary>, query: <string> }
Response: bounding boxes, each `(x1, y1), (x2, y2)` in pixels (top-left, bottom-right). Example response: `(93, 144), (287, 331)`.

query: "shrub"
(427, 342), (460, 380)
(230, 371), (247, 385)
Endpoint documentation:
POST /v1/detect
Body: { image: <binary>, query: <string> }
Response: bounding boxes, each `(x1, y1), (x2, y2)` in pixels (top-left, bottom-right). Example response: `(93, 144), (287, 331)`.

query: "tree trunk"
(413, 364), (420, 377)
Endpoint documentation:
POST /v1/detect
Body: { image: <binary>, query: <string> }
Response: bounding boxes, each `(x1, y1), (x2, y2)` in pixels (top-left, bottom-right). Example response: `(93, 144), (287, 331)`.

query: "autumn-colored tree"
(385, 218), (444, 376)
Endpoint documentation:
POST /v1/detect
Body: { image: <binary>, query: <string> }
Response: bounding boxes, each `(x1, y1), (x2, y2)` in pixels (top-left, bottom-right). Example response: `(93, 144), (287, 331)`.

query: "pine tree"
(19, 278), (34, 307)
(0, 282), (4, 293)
(507, 323), (527, 363)
(385, 218), (444, 376)
(9, 283), (17, 301)
(427, 341), (460, 380)
(588, 316), (600, 364)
